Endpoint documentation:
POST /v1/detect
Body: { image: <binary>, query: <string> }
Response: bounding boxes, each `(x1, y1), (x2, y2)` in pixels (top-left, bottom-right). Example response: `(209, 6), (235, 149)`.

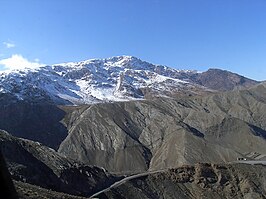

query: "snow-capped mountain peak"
(0, 56), (201, 105)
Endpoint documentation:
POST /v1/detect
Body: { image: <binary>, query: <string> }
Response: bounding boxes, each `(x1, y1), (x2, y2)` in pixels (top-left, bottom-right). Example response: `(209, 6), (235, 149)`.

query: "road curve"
(89, 169), (166, 198)
(232, 160), (266, 165)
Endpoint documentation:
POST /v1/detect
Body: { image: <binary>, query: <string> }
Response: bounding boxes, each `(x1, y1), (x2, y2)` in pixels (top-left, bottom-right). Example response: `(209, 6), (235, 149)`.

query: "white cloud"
(3, 41), (15, 48)
(0, 54), (45, 70)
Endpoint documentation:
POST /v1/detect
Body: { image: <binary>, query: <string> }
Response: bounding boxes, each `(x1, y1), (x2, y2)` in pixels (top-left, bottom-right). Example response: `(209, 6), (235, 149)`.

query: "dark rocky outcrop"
(0, 150), (18, 199)
(0, 130), (120, 197)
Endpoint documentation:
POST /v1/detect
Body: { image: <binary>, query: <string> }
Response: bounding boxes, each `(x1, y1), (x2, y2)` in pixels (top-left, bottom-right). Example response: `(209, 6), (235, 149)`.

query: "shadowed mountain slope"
(0, 130), (120, 197)
(0, 102), (67, 149)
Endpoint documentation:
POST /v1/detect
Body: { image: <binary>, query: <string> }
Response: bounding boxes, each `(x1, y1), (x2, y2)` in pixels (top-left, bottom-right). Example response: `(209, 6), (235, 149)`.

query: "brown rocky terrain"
(58, 83), (266, 173)
(98, 163), (266, 199)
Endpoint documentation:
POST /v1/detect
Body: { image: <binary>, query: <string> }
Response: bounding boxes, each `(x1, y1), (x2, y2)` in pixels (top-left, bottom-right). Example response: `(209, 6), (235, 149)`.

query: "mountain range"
(0, 56), (265, 198)
(0, 56), (258, 105)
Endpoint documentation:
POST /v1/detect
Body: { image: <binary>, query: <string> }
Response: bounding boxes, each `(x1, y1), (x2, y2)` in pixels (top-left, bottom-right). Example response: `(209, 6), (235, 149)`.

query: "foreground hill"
(0, 130), (120, 197)
(11, 163), (266, 199)
(97, 163), (266, 199)
(14, 180), (89, 199)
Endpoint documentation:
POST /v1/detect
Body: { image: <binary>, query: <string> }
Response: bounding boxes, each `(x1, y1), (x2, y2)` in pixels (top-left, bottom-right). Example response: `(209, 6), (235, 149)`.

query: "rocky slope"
(0, 56), (258, 105)
(0, 130), (120, 197)
(58, 83), (266, 173)
(98, 163), (266, 199)
(14, 180), (88, 199)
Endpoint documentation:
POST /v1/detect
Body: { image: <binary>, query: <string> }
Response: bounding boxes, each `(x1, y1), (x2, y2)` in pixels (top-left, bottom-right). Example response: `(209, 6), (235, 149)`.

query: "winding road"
(90, 161), (266, 198)
(89, 169), (166, 198)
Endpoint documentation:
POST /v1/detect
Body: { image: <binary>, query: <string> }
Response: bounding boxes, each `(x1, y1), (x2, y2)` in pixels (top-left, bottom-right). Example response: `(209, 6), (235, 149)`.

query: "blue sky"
(0, 0), (266, 80)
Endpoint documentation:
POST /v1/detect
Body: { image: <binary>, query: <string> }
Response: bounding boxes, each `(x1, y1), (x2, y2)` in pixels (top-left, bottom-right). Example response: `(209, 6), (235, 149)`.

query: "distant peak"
(105, 55), (139, 63)
(207, 68), (228, 72)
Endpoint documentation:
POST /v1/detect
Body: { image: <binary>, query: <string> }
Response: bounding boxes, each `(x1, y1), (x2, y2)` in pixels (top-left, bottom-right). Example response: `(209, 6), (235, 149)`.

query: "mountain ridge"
(0, 56), (259, 105)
